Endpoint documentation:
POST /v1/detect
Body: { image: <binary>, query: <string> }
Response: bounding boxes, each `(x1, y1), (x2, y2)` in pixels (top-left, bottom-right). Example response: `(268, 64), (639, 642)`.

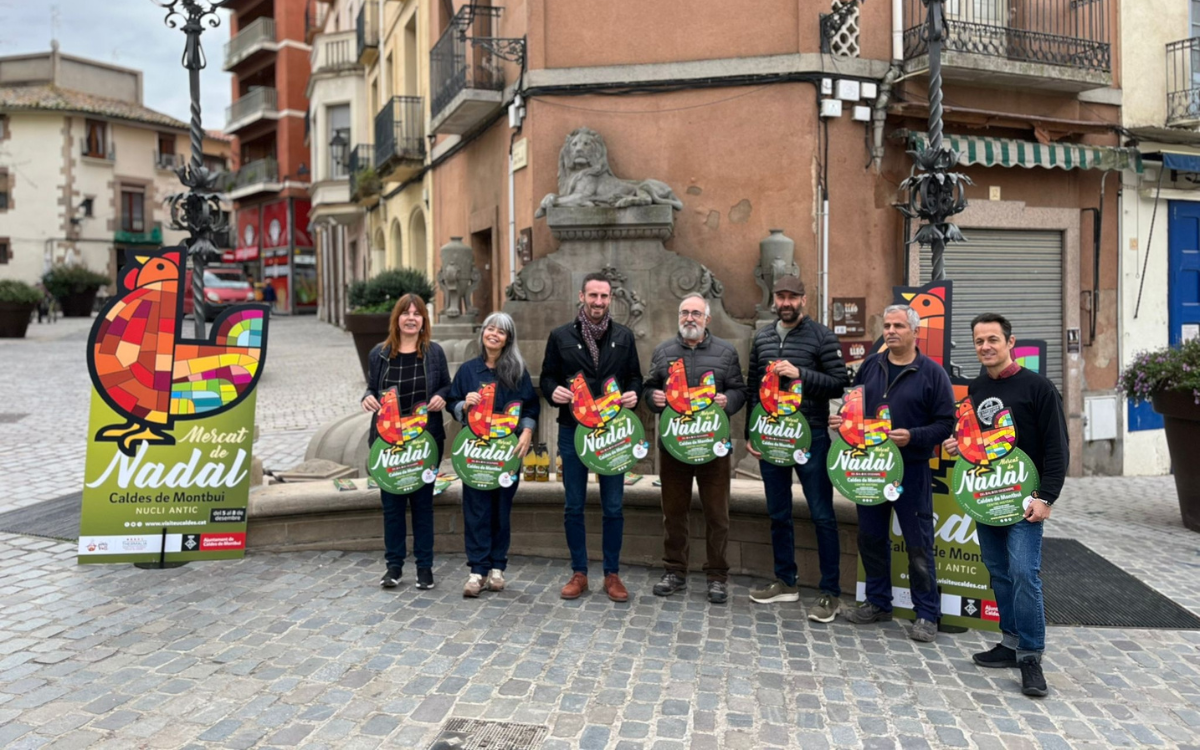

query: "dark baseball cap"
(773, 276), (805, 295)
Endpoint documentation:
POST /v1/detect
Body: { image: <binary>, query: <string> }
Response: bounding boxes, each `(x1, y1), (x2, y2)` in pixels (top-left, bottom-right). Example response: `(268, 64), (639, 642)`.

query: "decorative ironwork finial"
(152, 0), (227, 69)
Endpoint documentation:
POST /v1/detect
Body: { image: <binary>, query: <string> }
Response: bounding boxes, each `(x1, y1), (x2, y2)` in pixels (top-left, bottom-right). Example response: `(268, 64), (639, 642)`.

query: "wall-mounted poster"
(81, 247), (269, 564)
(831, 297), (866, 336)
(658, 359), (730, 465)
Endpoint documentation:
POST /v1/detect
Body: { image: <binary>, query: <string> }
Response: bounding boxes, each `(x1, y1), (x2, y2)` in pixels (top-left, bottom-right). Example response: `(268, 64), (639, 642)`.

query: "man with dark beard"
(541, 272), (643, 602)
(746, 277), (849, 621)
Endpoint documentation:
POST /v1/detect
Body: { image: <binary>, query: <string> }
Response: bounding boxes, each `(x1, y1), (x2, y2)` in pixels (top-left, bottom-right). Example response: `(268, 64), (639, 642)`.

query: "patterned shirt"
(382, 350), (427, 413)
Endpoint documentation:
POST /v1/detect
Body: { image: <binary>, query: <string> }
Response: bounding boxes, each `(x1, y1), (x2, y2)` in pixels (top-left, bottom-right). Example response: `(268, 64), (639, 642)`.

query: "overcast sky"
(2, 0), (233, 130)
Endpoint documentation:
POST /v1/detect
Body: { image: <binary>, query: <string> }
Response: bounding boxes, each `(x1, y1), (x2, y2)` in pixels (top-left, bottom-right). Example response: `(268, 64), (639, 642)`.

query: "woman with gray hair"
(447, 312), (540, 597)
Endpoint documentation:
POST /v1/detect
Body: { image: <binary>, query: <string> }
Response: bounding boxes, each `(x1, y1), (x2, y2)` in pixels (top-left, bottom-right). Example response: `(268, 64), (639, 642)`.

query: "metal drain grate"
(0, 413), (28, 424)
(1043, 537), (1200, 629)
(428, 719), (548, 750)
(0, 492), (81, 541)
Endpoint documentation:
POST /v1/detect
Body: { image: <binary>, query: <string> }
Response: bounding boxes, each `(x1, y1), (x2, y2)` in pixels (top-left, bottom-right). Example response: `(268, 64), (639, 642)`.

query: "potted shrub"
(1121, 339), (1200, 532)
(43, 264), (110, 318)
(344, 267), (435, 381)
(0, 280), (42, 338)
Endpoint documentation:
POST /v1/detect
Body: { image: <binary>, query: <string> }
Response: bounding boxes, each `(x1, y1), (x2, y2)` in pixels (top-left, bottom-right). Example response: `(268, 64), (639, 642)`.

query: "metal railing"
(154, 151), (183, 170)
(356, 0), (379, 61)
(224, 17), (276, 69)
(349, 144), (376, 197)
(229, 157), (279, 192)
(226, 87), (278, 130)
(431, 22), (505, 118)
(374, 96), (426, 170)
(1168, 38), (1200, 127)
(902, 0), (1110, 73)
(312, 33), (356, 73)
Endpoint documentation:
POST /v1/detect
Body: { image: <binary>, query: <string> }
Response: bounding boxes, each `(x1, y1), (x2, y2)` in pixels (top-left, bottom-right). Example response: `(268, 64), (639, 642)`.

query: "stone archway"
(409, 208), (428, 278)
(388, 219), (402, 274)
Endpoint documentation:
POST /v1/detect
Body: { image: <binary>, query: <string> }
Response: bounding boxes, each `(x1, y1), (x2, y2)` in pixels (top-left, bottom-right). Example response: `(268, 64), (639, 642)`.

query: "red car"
(182, 267), (257, 321)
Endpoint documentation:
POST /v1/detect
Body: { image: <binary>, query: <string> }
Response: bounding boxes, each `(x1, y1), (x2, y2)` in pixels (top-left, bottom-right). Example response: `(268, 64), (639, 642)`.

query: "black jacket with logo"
(747, 315), (849, 432)
(539, 319), (644, 427)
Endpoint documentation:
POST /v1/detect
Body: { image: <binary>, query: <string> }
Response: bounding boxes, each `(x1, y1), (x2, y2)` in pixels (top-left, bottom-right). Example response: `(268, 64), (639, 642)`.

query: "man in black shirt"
(944, 312), (1069, 698)
(541, 272), (643, 603)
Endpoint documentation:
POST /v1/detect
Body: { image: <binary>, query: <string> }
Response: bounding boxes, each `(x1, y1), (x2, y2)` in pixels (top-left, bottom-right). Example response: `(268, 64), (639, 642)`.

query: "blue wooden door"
(1171, 201), (1200, 346)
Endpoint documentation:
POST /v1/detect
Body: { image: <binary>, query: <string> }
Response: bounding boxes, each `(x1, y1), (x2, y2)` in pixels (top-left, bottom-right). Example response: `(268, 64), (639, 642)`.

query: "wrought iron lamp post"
(153, 0), (230, 338)
(898, 0), (970, 282)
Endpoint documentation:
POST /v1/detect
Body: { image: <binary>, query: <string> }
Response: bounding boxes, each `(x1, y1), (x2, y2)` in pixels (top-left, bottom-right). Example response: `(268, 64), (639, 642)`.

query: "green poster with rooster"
(80, 247), (268, 565)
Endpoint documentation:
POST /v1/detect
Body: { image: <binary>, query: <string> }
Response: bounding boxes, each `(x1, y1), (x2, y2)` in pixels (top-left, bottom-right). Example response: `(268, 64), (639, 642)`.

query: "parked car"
(182, 267), (256, 321)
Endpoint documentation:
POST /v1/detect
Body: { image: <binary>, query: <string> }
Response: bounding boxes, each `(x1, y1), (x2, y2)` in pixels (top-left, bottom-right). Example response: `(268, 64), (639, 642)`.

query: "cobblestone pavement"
(0, 315), (364, 515)
(4, 316), (1200, 748)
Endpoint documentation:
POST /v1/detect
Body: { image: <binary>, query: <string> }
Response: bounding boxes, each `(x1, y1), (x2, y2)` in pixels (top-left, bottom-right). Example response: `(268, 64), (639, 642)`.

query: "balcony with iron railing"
(349, 144), (380, 203)
(226, 157), (281, 199)
(357, 0), (379, 66)
(154, 151), (184, 171)
(374, 96), (426, 180)
(223, 17), (278, 72)
(1168, 38), (1200, 129)
(429, 16), (507, 134)
(311, 31), (357, 75)
(901, 0), (1111, 92)
(226, 87), (279, 134)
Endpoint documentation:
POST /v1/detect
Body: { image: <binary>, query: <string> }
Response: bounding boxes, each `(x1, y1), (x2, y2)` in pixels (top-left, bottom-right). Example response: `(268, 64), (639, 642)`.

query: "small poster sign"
(951, 396), (1039, 526)
(827, 386), (903, 505)
(368, 388), (438, 495)
(658, 359), (730, 465)
(748, 361), (812, 467)
(450, 383), (523, 490)
(570, 373), (648, 476)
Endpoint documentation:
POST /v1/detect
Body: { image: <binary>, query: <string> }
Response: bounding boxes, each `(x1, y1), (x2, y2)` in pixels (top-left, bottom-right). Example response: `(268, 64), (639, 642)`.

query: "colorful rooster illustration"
(466, 382), (521, 444)
(837, 386), (891, 456)
(88, 250), (268, 455)
(665, 359), (715, 422)
(867, 283), (950, 368)
(375, 389), (428, 453)
(759, 360), (803, 423)
(570, 373), (623, 437)
(954, 397), (1017, 474)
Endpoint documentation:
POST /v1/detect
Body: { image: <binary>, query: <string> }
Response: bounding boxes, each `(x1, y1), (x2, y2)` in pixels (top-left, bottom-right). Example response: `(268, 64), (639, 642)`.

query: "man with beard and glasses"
(746, 277), (849, 621)
(642, 293), (747, 604)
(541, 272), (643, 602)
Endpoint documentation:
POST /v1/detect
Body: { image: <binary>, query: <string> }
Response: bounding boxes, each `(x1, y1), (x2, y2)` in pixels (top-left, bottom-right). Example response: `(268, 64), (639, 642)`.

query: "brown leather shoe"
(560, 572), (588, 600)
(604, 573), (629, 603)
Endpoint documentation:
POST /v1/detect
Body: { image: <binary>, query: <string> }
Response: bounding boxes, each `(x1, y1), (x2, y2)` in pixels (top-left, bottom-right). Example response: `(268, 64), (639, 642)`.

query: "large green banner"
(81, 247), (267, 565)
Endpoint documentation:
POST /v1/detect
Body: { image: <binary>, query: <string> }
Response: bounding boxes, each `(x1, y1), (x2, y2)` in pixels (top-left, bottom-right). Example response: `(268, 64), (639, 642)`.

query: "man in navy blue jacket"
(831, 304), (955, 642)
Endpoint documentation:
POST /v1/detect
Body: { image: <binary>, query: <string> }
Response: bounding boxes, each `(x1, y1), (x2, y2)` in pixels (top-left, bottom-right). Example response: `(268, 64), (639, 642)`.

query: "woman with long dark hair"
(361, 294), (451, 590)
(447, 311), (539, 597)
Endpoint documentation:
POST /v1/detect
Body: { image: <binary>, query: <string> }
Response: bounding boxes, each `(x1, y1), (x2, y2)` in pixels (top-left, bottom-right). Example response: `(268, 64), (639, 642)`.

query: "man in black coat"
(642, 293), (747, 604)
(540, 272), (643, 603)
(746, 277), (849, 622)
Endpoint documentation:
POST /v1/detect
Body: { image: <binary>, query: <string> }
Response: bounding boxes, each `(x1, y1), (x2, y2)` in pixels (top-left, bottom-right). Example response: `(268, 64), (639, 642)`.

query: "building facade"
(1117, 0), (1200, 475)
(0, 48), (202, 291)
(423, 0), (1127, 476)
(225, 0), (314, 314)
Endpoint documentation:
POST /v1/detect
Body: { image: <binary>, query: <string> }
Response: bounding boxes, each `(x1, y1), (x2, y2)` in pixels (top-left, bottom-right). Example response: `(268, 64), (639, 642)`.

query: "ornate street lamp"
(330, 130), (348, 179)
(898, 0), (970, 282)
(153, 0), (230, 338)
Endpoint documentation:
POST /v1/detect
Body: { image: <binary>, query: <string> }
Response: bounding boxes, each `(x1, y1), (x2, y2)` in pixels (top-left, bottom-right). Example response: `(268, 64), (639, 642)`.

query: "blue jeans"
(461, 482), (516, 576)
(379, 439), (442, 570)
(856, 460), (940, 621)
(558, 428), (625, 575)
(976, 518), (1045, 661)
(759, 430), (840, 595)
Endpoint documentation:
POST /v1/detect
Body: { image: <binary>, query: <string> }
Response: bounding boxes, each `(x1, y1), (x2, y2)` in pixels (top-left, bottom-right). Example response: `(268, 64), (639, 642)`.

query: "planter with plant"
(0, 280), (43, 338)
(344, 267), (435, 380)
(43, 264), (110, 318)
(352, 166), (381, 202)
(1121, 338), (1200, 531)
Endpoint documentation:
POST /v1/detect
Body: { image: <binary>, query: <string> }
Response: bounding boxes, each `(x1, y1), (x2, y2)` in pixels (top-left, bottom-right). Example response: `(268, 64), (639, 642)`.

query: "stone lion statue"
(535, 127), (684, 218)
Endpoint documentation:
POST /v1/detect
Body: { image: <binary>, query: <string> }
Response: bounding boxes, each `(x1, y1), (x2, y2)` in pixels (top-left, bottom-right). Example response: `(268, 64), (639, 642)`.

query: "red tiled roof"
(0, 83), (188, 130)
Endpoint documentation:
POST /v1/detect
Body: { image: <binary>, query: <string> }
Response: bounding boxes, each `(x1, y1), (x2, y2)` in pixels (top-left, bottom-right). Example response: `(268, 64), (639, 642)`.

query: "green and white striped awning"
(901, 131), (1142, 173)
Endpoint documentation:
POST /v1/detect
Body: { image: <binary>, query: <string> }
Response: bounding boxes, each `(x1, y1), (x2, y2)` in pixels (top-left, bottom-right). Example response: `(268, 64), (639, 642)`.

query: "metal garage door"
(920, 229), (1064, 389)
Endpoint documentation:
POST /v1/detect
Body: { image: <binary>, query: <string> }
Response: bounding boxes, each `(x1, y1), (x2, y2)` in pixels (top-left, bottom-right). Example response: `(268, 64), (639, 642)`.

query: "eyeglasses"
(679, 310), (706, 320)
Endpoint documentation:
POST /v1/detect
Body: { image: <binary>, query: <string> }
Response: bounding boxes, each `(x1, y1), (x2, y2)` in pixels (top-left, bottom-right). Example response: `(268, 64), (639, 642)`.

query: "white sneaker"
(486, 568), (505, 591)
(463, 573), (484, 598)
